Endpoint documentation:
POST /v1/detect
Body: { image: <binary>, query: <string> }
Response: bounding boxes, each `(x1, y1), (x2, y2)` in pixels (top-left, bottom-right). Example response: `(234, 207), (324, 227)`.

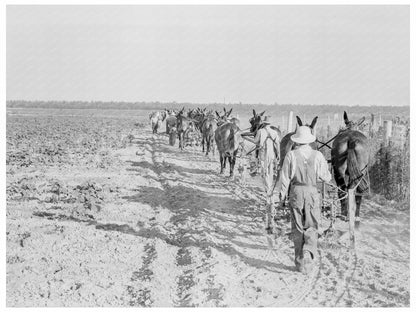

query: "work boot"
(303, 251), (314, 274)
(355, 217), (361, 229)
(266, 220), (276, 234)
(295, 258), (305, 274)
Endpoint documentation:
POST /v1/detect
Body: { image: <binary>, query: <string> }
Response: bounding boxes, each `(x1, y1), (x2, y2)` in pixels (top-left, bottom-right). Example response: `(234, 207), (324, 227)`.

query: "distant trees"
(6, 100), (409, 122)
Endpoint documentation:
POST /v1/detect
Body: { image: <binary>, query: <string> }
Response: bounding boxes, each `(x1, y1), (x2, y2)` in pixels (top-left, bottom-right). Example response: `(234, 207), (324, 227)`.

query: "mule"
(201, 113), (217, 156)
(165, 110), (177, 134)
(176, 107), (196, 150)
(214, 121), (242, 177)
(331, 112), (369, 226)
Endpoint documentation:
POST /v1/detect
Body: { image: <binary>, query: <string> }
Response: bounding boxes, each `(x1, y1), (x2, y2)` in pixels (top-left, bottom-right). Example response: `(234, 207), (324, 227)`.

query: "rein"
(316, 133), (339, 150)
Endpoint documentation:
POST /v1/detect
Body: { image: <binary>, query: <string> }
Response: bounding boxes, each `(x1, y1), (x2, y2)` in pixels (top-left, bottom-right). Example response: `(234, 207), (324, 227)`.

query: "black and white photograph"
(4, 2), (413, 308)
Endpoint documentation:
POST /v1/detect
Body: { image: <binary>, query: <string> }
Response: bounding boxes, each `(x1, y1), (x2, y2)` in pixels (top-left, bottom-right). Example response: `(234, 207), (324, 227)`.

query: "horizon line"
(6, 99), (410, 108)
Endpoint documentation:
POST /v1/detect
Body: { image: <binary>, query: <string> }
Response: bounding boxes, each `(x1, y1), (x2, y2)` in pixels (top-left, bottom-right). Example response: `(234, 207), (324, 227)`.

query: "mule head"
(249, 110), (266, 133)
(216, 109), (229, 126)
(343, 111), (365, 130)
(187, 109), (195, 118)
(295, 116), (318, 135)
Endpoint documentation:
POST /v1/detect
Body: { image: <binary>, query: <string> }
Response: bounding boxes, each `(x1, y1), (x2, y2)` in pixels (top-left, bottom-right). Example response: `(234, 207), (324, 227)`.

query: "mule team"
(148, 108), (369, 274)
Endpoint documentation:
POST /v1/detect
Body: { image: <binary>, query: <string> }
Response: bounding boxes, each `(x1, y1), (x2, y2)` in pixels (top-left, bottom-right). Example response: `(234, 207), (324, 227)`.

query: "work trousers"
(289, 185), (321, 267)
(261, 158), (276, 227)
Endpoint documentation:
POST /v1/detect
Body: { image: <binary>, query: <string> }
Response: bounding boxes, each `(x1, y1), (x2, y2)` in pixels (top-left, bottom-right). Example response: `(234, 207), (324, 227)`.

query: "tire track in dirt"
(141, 133), (216, 307)
(127, 242), (157, 307)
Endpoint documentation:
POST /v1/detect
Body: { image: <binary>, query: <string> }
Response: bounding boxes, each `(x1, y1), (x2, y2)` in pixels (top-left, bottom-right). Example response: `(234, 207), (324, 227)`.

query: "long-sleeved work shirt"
(279, 144), (331, 200)
(254, 125), (280, 168)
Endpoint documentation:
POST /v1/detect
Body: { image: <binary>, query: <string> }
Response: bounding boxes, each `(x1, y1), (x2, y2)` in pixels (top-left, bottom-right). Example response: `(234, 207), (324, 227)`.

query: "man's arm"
(243, 130), (261, 145)
(317, 152), (332, 183)
(279, 153), (293, 201)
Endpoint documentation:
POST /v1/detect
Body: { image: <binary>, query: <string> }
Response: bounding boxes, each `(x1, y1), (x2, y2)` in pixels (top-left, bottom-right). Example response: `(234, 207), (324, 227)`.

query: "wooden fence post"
(348, 189), (356, 249)
(287, 111), (293, 133)
(370, 113), (375, 137)
(384, 120), (392, 142)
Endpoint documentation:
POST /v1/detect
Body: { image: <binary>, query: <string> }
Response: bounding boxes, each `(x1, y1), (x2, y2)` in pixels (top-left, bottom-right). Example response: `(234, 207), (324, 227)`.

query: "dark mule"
(176, 107), (195, 150)
(216, 108), (233, 126)
(214, 121), (242, 177)
(165, 109), (177, 134)
(194, 108), (207, 133)
(249, 109), (282, 137)
(331, 112), (369, 226)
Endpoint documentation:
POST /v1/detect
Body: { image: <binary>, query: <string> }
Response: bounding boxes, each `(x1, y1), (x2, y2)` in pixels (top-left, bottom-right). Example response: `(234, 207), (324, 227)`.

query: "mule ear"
(260, 111), (266, 116)
(310, 116), (318, 129)
(356, 116), (365, 126)
(343, 111), (349, 124)
(227, 108), (233, 117)
(253, 109), (257, 117)
(216, 111), (220, 118)
(296, 116), (303, 126)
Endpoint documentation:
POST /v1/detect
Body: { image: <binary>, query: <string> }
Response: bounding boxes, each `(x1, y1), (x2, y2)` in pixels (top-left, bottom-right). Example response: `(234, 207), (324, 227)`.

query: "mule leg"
(179, 132), (183, 150)
(202, 135), (205, 153)
(333, 168), (348, 217)
(219, 153), (224, 174)
(229, 152), (237, 177)
(228, 156), (232, 177)
(224, 155), (229, 174)
(205, 137), (209, 156)
(355, 195), (362, 228)
(206, 136), (213, 156)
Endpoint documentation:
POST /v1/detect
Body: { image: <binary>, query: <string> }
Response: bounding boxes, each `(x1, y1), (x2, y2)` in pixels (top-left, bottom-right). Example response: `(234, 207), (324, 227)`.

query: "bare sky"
(6, 5), (409, 106)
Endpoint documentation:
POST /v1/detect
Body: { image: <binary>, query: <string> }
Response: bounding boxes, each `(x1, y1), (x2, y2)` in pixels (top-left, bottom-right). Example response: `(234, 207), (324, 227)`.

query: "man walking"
(245, 115), (280, 233)
(278, 126), (331, 274)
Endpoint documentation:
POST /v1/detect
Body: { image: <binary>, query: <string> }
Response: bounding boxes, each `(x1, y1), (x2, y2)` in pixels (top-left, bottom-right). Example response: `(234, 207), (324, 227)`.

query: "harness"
(262, 127), (280, 161)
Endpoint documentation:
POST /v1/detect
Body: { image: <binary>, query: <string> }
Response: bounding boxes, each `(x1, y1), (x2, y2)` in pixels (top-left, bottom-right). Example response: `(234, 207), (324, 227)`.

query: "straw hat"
(291, 126), (316, 144)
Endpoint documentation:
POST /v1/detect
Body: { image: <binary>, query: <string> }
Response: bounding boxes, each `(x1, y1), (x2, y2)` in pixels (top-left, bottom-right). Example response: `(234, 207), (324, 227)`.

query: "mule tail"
(229, 126), (236, 150)
(223, 126), (236, 158)
(347, 140), (369, 194)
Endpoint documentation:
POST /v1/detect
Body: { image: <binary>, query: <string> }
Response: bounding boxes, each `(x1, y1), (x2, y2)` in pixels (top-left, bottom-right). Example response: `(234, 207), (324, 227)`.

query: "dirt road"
(6, 126), (410, 307)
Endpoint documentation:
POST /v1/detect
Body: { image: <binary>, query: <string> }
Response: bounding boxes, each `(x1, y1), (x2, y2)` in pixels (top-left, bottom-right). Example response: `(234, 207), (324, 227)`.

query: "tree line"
(6, 100), (409, 121)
